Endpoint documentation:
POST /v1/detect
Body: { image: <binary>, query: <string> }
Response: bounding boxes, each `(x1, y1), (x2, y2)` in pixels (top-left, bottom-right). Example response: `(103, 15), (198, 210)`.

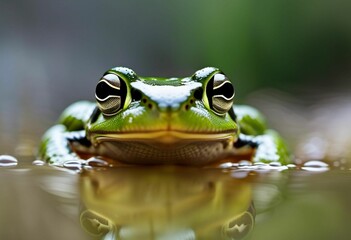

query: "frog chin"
(89, 131), (238, 165)
(90, 130), (238, 146)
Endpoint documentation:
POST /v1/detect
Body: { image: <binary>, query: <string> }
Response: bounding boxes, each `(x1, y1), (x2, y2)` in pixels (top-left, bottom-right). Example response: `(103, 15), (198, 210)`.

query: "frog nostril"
(147, 103), (153, 109)
(185, 104), (190, 111)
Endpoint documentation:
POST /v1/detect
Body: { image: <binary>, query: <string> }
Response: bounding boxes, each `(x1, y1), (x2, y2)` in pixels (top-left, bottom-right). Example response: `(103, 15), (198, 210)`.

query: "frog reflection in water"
(39, 67), (289, 165)
(79, 167), (256, 240)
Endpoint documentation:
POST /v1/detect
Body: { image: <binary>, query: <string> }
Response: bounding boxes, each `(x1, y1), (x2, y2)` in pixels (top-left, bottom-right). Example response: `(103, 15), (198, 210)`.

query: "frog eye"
(95, 73), (128, 116)
(205, 73), (235, 115)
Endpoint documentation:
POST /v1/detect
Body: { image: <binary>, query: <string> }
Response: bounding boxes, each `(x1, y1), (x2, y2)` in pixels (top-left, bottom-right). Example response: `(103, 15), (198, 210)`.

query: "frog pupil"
(214, 82), (234, 99)
(96, 81), (120, 100)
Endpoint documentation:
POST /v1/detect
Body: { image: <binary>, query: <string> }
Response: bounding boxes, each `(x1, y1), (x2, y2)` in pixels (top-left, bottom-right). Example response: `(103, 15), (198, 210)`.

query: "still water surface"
(0, 158), (350, 240)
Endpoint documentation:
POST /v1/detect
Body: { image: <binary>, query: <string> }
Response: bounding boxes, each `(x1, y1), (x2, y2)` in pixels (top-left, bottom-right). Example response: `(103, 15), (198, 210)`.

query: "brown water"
(0, 158), (350, 240)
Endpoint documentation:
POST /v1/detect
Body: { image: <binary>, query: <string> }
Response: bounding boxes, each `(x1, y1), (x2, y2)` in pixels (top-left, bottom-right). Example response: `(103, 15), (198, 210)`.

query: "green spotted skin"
(38, 67), (290, 166)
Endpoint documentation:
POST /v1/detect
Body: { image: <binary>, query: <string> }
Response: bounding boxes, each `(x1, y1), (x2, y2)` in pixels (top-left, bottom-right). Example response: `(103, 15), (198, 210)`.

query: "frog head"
(86, 67), (238, 164)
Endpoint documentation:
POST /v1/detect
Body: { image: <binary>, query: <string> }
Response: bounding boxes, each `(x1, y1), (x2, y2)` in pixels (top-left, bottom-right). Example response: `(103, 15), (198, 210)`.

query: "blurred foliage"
(173, 0), (351, 97)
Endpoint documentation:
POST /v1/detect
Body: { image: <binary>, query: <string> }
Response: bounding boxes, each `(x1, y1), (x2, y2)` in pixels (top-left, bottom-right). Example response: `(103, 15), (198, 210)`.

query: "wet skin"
(39, 67), (290, 165)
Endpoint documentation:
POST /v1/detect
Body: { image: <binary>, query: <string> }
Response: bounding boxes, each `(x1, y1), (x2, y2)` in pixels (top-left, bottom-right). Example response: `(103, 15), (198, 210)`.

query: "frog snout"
(157, 102), (182, 112)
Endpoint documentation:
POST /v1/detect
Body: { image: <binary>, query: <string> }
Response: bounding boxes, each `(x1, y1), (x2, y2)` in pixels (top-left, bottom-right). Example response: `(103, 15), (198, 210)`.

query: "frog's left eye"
(205, 73), (235, 115)
(95, 74), (128, 116)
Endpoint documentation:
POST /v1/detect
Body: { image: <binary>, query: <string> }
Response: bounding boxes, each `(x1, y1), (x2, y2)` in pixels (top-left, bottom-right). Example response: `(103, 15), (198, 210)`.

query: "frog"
(38, 67), (290, 166)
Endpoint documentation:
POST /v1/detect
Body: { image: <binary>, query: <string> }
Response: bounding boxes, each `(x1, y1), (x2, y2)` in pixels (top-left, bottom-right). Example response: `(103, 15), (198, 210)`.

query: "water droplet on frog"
(0, 155), (18, 167)
(32, 159), (45, 166)
(301, 160), (329, 172)
(86, 157), (109, 167)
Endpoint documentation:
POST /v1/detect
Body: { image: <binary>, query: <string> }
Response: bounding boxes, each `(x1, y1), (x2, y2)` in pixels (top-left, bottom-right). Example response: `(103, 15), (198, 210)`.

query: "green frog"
(39, 67), (290, 166)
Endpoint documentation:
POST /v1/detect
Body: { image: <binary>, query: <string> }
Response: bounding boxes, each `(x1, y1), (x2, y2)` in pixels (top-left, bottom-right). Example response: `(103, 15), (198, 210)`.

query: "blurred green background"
(1, 0), (351, 155)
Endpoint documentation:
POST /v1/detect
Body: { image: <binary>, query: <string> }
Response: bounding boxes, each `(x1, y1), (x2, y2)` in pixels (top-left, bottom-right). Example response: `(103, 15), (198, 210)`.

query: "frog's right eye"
(95, 74), (128, 116)
(204, 73), (235, 115)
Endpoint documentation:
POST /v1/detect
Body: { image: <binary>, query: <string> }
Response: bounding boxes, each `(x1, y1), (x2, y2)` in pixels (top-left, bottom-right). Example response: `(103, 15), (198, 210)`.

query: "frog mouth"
(90, 130), (238, 145)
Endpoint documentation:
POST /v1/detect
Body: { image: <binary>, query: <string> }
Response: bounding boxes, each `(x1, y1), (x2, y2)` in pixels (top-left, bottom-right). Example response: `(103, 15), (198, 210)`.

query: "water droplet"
(269, 162), (282, 167)
(252, 162), (269, 170)
(287, 164), (296, 168)
(63, 160), (84, 171)
(253, 162), (266, 166)
(86, 157), (109, 167)
(83, 165), (93, 170)
(238, 160), (252, 167)
(303, 160), (329, 168)
(32, 159), (45, 166)
(219, 162), (233, 168)
(0, 155), (18, 167)
(277, 166), (289, 171)
(231, 163), (239, 167)
(301, 160), (329, 172)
